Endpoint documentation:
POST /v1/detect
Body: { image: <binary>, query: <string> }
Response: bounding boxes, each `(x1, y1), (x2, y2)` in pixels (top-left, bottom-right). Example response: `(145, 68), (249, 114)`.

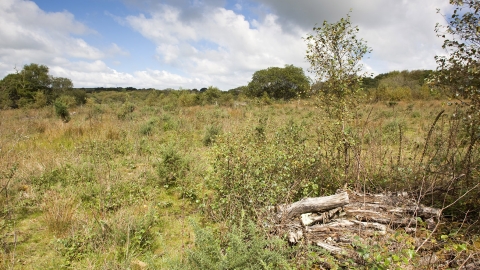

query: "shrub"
(162, 113), (178, 131)
(34, 91), (48, 108)
(54, 100), (71, 123)
(56, 95), (77, 108)
(202, 124), (222, 146)
(157, 146), (189, 188)
(187, 219), (290, 269)
(140, 117), (159, 136)
(117, 102), (135, 120)
(207, 119), (328, 224)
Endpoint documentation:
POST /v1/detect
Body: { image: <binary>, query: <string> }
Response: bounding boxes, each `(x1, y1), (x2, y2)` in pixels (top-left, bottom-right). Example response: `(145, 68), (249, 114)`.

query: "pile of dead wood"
(272, 190), (442, 254)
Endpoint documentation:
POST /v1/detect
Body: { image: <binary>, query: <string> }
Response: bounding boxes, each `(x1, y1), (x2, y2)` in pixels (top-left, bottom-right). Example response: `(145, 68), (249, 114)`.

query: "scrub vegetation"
(1, 1), (480, 269)
(0, 92), (478, 269)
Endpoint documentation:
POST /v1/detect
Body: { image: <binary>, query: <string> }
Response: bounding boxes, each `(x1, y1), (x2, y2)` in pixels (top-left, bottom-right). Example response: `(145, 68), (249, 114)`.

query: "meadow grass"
(0, 96), (478, 268)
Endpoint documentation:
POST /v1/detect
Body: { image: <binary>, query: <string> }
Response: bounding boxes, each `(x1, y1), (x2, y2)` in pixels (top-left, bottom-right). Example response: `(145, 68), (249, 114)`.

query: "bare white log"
(307, 219), (387, 234)
(278, 192), (349, 220)
(389, 206), (441, 218)
(316, 242), (343, 254)
(300, 207), (342, 226)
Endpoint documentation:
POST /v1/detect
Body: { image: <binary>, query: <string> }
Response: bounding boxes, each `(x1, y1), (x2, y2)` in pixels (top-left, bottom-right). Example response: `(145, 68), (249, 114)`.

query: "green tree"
(304, 11), (371, 98)
(304, 11), (371, 187)
(0, 63), (76, 108)
(431, 0), (480, 185)
(0, 73), (21, 108)
(246, 64), (310, 100)
(51, 77), (74, 99)
(432, 0), (480, 109)
(20, 63), (52, 102)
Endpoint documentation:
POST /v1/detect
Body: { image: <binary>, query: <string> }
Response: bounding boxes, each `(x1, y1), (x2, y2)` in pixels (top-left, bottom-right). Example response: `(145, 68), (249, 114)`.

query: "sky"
(0, 0), (453, 90)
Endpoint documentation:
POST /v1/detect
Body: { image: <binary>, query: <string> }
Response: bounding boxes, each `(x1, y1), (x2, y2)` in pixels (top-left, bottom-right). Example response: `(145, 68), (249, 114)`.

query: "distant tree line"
(362, 70), (437, 101)
(0, 63), (452, 111)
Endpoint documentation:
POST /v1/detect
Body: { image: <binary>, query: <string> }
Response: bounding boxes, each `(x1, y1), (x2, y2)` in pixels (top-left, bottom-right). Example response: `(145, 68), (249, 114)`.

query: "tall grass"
(0, 96), (478, 268)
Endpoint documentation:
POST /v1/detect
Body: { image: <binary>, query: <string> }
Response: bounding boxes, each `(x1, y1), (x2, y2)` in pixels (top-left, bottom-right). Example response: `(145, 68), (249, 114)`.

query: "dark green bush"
(54, 100), (71, 123)
(187, 219), (290, 269)
(157, 146), (189, 188)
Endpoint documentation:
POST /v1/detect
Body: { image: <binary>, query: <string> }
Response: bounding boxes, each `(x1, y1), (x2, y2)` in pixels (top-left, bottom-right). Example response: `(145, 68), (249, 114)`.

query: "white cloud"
(0, 0), (150, 88)
(0, 0), (103, 76)
(253, 0), (453, 74)
(106, 43), (130, 57)
(0, 0), (457, 90)
(50, 61), (202, 89)
(125, 5), (308, 88)
(123, 0), (454, 88)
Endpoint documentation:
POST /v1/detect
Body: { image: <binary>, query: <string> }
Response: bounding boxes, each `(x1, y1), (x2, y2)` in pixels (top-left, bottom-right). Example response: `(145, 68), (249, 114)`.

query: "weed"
(42, 190), (76, 236)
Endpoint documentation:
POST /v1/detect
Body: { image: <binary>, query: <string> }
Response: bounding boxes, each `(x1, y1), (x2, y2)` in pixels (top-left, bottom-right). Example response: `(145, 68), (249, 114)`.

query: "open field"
(1, 93), (479, 268)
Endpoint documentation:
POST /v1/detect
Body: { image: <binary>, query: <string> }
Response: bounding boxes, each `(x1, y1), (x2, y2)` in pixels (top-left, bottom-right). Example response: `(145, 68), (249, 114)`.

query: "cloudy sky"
(0, 0), (453, 90)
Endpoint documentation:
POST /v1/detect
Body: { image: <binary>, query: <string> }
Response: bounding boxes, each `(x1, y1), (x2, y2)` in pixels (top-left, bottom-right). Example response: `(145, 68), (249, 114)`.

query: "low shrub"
(157, 146), (190, 188)
(206, 119), (329, 224)
(187, 218), (290, 269)
(54, 100), (71, 123)
(117, 102), (135, 120)
(202, 124), (222, 146)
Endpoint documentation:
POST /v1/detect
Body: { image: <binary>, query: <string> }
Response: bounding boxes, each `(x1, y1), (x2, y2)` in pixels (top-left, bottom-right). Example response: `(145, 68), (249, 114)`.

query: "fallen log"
(315, 242), (343, 254)
(301, 207), (343, 226)
(307, 219), (387, 236)
(277, 192), (349, 220)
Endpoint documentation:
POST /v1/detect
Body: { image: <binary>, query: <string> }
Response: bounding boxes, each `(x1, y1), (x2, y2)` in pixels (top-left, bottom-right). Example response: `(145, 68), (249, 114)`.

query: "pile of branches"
(272, 190), (441, 254)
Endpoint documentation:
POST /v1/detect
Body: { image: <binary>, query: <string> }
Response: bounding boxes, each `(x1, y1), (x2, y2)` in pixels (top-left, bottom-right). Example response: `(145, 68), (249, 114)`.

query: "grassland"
(1, 92), (479, 269)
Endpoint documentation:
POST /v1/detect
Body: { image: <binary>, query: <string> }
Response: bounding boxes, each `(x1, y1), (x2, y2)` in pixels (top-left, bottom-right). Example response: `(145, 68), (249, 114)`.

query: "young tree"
(432, 0), (480, 185)
(433, 0), (480, 112)
(304, 11), (371, 98)
(304, 11), (371, 188)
